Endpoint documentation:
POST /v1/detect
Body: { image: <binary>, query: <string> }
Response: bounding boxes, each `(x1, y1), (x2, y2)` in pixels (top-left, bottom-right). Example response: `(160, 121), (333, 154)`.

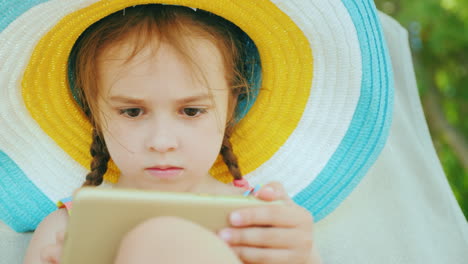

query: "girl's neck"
(190, 174), (245, 196)
(113, 173), (245, 196)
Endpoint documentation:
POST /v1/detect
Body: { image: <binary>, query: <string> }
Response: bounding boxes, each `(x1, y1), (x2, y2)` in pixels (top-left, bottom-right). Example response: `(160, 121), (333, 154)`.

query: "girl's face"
(96, 36), (231, 192)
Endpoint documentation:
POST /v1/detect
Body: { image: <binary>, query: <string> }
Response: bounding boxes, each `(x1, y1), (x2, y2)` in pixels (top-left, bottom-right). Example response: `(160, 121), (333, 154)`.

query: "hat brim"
(0, 0), (393, 232)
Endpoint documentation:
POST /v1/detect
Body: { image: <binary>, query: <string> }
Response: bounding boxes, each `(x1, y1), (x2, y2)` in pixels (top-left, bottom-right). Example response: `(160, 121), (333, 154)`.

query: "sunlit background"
(375, 0), (468, 219)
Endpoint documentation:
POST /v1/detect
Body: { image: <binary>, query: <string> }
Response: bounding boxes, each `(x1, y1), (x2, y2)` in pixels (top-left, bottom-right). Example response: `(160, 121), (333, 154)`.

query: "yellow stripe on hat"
(22, 0), (312, 183)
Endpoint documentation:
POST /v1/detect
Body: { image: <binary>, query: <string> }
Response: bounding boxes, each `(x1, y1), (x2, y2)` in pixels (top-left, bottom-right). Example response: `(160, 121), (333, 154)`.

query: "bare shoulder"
(40, 208), (69, 230)
(23, 209), (69, 264)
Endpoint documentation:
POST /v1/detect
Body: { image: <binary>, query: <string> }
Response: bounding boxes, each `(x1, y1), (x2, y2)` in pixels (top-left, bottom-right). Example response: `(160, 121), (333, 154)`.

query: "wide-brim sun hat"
(0, 0), (393, 232)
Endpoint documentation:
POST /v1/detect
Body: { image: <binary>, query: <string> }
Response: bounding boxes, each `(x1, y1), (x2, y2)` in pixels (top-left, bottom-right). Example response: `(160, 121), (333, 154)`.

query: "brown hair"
(70, 4), (253, 186)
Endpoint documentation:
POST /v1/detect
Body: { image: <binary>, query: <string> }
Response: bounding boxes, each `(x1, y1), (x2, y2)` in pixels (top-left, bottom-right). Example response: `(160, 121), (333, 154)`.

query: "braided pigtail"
(82, 129), (110, 186)
(220, 132), (243, 181)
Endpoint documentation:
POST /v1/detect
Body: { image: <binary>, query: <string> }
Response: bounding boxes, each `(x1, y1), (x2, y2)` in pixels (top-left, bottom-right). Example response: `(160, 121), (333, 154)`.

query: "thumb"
(255, 181), (291, 203)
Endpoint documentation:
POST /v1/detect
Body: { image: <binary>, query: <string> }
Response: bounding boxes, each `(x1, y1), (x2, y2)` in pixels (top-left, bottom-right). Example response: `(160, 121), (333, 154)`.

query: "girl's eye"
(182, 108), (207, 117)
(120, 108), (143, 118)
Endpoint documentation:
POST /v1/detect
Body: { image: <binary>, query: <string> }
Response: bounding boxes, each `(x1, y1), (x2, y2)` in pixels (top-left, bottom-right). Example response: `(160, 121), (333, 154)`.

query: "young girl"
(23, 5), (320, 264)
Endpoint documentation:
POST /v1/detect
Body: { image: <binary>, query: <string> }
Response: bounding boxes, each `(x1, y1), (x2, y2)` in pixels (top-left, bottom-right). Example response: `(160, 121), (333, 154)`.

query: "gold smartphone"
(61, 188), (272, 264)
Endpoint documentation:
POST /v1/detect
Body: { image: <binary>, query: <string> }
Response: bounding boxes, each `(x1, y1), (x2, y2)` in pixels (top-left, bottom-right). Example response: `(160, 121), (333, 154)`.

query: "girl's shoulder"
(23, 208), (69, 263)
(31, 207), (69, 240)
(44, 207), (69, 225)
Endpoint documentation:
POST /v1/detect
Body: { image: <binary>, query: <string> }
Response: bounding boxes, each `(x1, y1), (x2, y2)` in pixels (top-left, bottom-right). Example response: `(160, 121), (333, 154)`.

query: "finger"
(255, 182), (292, 204)
(230, 204), (313, 228)
(253, 186), (275, 201)
(40, 244), (62, 264)
(219, 227), (308, 249)
(231, 246), (306, 264)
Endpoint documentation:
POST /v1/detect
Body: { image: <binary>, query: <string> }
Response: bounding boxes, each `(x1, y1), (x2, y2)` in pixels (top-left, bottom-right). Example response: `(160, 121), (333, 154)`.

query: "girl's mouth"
(145, 166), (184, 179)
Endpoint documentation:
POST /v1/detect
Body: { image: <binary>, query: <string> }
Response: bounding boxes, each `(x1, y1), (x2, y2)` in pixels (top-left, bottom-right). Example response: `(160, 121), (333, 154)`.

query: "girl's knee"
(121, 216), (196, 244)
(114, 216), (241, 264)
(114, 217), (199, 263)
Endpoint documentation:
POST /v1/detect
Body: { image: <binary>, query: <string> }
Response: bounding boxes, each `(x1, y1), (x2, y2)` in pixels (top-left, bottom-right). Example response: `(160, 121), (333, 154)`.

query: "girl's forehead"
(99, 34), (225, 75)
(97, 38), (229, 96)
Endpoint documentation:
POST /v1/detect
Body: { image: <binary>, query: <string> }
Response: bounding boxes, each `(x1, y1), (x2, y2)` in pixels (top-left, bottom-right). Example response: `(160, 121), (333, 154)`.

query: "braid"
(82, 129), (110, 186)
(220, 133), (243, 180)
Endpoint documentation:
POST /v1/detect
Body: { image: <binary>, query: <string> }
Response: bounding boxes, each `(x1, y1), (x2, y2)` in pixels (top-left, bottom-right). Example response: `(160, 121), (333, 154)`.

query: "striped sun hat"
(0, 0), (393, 232)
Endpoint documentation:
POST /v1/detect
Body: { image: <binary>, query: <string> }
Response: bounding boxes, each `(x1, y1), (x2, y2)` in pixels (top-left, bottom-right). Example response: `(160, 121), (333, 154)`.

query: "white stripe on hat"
(0, 0), (101, 202)
(247, 0), (362, 197)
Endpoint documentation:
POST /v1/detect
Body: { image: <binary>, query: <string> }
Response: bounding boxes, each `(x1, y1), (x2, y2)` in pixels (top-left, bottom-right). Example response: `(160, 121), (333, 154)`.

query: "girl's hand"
(218, 182), (321, 264)
(40, 230), (65, 264)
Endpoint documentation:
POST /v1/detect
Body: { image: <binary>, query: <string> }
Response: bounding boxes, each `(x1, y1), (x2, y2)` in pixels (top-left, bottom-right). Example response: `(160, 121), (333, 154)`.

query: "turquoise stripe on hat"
(293, 0), (394, 221)
(0, 0), (49, 32)
(0, 151), (56, 232)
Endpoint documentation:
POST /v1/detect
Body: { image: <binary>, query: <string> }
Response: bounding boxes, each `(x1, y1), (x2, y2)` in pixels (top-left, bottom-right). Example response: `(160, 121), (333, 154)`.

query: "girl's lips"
(145, 167), (183, 179)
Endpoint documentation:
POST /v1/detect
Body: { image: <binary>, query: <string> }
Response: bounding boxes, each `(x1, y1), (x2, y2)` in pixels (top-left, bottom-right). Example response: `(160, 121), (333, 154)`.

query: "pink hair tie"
(233, 178), (251, 189)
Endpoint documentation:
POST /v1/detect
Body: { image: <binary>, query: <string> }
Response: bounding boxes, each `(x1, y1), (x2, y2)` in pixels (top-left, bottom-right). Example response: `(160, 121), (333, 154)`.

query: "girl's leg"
(113, 216), (242, 264)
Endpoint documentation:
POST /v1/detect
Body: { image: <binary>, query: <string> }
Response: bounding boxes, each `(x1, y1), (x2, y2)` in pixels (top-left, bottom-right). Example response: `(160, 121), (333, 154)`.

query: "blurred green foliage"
(375, 0), (468, 219)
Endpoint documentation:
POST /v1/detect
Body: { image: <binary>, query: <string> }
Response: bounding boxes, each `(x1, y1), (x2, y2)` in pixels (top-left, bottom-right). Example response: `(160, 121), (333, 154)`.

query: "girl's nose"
(145, 119), (179, 153)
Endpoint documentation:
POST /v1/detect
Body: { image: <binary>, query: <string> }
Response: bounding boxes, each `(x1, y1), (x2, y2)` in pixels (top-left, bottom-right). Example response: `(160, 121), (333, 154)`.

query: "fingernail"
(230, 212), (243, 226)
(218, 229), (232, 242)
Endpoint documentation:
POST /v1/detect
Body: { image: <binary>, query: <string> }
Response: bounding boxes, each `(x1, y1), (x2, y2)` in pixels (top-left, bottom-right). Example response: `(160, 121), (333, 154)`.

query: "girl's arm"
(23, 209), (68, 264)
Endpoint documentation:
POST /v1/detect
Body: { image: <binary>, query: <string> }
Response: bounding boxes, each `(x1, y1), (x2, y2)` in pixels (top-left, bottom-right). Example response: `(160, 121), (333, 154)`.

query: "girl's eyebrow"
(108, 94), (212, 104)
(176, 94), (212, 104)
(108, 96), (145, 104)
